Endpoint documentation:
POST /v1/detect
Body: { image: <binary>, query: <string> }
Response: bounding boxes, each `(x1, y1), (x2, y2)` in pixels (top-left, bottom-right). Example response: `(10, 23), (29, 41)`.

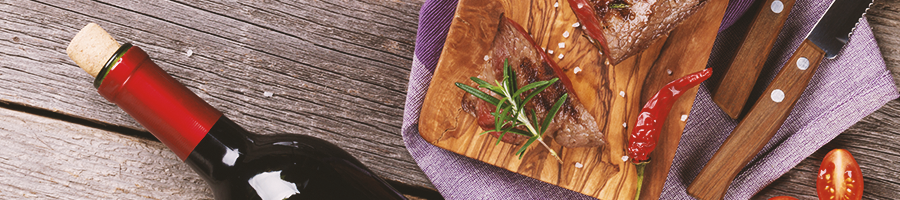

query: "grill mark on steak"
(461, 15), (605, 148)
(569, 0), (707, 65)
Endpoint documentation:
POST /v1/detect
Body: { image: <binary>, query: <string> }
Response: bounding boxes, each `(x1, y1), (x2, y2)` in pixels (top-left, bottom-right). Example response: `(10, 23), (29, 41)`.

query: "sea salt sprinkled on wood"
(666, 69), (673, 75)
(573, 67), (582, 74)
(681, 114), (688, 121)
(573, 22), (580, 27)
(554, 2), (559, 7)
(619, 91), (625, 97)
(575, 162), (583, 168)
(622, 155), (629, 162)
(563, 31), (570, 38)
(548, 49), (554, 54)
(185, 49), (193, 57)
(558, 54), (564, 60)
(484, 55), (490, 61)
(623, 122), (627, 128)
(263, 91), (273, 97)
(558, 42), (565, 49)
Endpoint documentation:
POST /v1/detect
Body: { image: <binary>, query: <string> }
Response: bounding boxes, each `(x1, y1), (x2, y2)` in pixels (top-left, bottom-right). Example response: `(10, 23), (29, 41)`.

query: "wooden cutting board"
(418, 0), (727, 199)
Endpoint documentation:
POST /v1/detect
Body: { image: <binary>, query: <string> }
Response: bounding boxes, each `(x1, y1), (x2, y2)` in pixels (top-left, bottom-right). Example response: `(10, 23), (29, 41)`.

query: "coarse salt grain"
(577, 3), (584, 8)
(558, 54), (564, 60)
(575, 162), (583, 168)
(622, 156), (629, 162)
(573, 66), (582, 74)
(623, 122), (627, 128)
(263, 91), (273, 97)
(484, 55), (490, 61)
(666, 69), (673, 75)
(558, 42), (565, 49)
(563, 31), (570, 38)
(554, 2), (559, 8)
(681, 114), (688, 121)
(619, 91), (625, 97)
(548, 49), (554, 54)
(573, 22), (580, 27)
(186, 49), (193, 57)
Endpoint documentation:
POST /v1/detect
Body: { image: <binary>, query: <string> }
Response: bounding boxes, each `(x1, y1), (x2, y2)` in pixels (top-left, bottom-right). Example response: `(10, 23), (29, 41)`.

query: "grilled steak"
(461, 16), (604, 148)
(568, 0), (707, 65)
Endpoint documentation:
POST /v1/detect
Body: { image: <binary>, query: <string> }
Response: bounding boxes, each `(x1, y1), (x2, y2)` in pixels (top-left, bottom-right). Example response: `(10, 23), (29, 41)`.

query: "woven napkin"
(401, 0), (898, 199)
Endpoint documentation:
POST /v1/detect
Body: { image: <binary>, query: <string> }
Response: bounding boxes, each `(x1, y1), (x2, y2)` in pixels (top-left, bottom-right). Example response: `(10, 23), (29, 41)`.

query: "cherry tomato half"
(817, 149), (864, 200)
(768, 196), (798, 200)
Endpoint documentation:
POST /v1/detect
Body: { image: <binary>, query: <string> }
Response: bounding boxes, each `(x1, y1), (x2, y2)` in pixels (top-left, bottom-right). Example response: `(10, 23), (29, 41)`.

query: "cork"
(67, 23), (120, 77)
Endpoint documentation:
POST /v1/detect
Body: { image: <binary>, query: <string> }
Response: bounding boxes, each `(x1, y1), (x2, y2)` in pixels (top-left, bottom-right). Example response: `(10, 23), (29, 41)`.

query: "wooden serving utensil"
(710, 0), (796, 119)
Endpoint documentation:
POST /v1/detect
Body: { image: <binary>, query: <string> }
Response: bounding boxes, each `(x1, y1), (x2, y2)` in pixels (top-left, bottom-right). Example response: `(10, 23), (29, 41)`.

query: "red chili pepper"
(627, 68), (712, 200)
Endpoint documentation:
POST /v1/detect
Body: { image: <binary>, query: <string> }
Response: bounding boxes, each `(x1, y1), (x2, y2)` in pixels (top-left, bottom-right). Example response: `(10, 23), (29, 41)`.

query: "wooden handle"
(710, 0), (796, 119)
(687, 39), (825, 200)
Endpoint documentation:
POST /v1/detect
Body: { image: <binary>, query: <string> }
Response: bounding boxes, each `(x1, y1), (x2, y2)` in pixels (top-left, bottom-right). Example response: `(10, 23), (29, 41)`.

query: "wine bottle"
(67, 23), (406, 200)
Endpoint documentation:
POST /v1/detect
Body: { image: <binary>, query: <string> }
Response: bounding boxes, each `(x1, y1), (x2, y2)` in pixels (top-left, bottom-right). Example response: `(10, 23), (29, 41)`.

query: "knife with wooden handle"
(687, 0), (873, 198)
(710, 0), (796, 119)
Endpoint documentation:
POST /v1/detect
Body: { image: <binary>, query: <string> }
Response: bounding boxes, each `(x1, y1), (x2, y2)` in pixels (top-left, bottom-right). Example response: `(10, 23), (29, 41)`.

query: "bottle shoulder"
(185, 117), (404, 200)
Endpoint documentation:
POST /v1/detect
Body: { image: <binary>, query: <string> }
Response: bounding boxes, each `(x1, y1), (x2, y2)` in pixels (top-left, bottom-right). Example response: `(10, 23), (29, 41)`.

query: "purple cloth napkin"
(402, 0), (898, 199)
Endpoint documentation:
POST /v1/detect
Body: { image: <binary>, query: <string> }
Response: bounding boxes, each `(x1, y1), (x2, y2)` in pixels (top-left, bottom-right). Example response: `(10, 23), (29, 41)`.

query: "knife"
(710, 0), (796, 119)
(687, 0), (873, 198)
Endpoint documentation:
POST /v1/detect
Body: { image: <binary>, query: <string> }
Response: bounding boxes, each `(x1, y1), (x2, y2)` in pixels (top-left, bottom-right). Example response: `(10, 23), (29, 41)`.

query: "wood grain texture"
(636, 0), (728, 199)
(709, 0), (795, 119)
(755, 0), (900, 198)
(418, 0), (725, 199)
(0, 0), (898, 199)
(690, 40), (825, 200)
(0, 0), (432, 191)
(0, 107), (213, 199)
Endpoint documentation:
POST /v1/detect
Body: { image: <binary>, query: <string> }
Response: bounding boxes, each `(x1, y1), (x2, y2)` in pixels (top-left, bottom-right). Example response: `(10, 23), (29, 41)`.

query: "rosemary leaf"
(512, 80), (552, 101)
(522, 78), (558, 106)
(542, 93), (568, 134)
(609, 3), (630, 9)
(495, 131), (506, 145)
(517, 136), (539, 158)
(470, 77), (504, 95)
(455, 82), (500, 105)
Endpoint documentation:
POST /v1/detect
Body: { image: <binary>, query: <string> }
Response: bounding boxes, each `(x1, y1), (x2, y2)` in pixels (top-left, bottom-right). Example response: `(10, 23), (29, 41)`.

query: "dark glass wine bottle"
(91, 43), (406, 200)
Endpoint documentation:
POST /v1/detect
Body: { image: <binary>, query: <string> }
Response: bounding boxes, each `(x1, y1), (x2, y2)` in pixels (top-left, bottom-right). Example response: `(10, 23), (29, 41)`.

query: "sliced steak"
(462, 16), (604, 148)
(568, 0), (707, 65)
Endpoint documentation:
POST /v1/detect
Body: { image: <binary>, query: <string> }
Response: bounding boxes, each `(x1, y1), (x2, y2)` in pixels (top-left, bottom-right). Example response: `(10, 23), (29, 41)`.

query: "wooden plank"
(0, 0), (431, 190)
(869, 0), (900, 92)
(755, 100), (900, 200)
(0, 107), (213, 199)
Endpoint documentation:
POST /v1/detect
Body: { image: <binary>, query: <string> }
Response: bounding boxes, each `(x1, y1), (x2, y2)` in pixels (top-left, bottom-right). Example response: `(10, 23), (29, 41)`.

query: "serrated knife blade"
(687, 0), (873, 199)
(808, 0), (874, 58)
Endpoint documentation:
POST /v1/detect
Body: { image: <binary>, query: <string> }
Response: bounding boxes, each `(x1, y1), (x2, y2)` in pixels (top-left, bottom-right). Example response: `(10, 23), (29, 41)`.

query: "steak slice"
(568, 0), (707, 65)
(461, 15), (604, 148)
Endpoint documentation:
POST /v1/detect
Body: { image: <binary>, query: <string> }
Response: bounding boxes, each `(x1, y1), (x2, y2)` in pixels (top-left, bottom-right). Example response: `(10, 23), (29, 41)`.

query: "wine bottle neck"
(95, 44), (222, 160)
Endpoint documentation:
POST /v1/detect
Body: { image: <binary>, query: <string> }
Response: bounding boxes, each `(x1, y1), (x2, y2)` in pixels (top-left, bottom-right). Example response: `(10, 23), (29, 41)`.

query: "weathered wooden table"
(0, 0), (897, 199)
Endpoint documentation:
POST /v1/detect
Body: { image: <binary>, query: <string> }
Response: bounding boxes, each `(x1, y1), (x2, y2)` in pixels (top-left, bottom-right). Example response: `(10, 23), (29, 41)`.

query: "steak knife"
(710, 0), (796, 119)
(687, 0), (873, 198)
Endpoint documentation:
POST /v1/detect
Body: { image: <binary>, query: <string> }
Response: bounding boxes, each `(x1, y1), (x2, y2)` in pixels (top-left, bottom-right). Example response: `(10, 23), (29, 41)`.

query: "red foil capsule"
(96, 45), (222, 160)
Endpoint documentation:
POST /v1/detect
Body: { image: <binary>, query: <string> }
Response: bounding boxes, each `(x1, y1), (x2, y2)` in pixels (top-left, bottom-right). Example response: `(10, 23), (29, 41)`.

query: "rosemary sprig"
(455, 59), (565, 163)
(609, 3), (630, 9)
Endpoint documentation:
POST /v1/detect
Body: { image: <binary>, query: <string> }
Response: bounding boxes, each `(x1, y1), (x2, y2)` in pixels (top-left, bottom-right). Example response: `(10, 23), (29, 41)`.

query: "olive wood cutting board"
(418, 0), (727, 199)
